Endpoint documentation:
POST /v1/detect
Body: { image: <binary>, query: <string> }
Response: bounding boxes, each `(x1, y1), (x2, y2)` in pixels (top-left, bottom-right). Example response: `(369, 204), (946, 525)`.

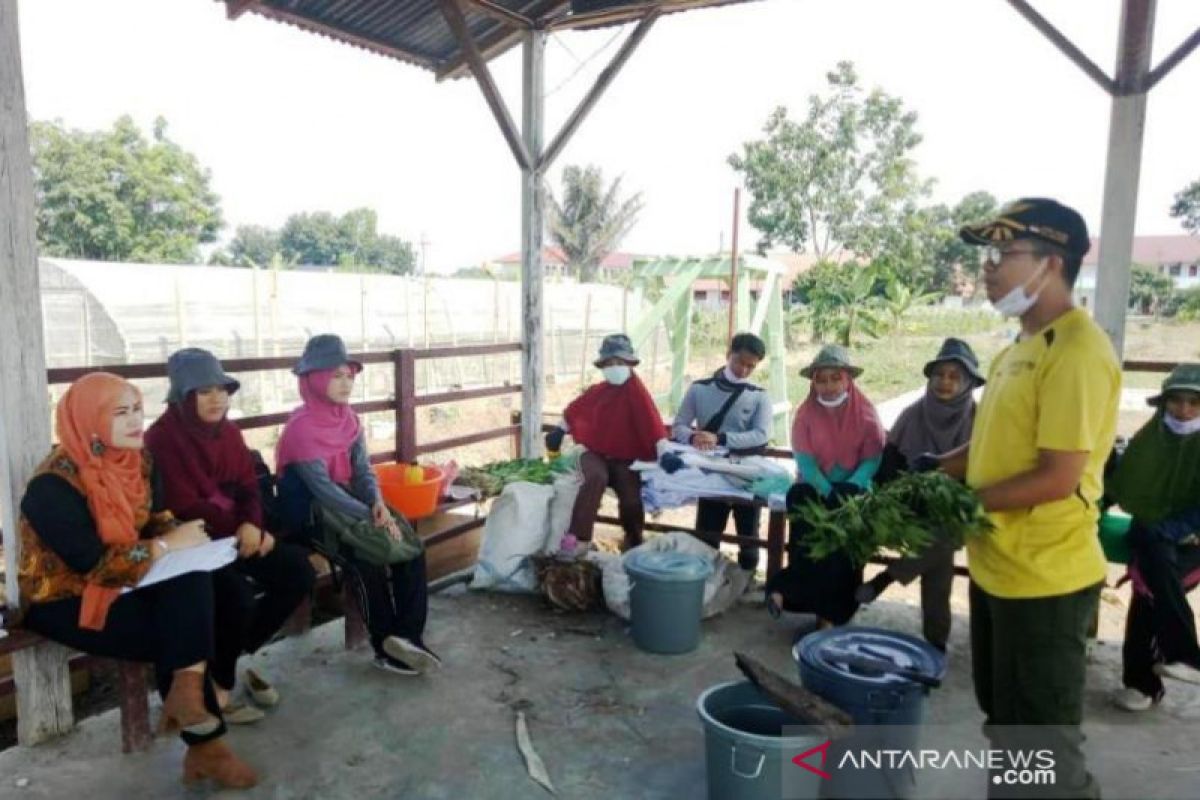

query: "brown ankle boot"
(160, 670), (219, 735)
(182, 738), (259, 789)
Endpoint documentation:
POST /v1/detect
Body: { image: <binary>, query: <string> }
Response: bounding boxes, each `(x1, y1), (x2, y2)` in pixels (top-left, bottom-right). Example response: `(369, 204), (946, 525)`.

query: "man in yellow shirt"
(937, 199), (1118, 799)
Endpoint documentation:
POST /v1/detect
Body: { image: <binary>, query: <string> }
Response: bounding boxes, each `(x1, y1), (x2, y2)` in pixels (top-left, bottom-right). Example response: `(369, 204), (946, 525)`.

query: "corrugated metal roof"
(218, 0), (759, 79)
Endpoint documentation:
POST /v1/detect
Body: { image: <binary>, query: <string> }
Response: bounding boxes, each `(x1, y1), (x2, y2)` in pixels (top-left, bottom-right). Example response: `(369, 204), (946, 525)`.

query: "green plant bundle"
(793, 472), (993, 566)
(458, 457), (573, 498)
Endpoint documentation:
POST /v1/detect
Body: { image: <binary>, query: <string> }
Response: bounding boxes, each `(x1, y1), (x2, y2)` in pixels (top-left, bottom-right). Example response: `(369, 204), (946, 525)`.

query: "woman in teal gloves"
(766, 345), (885, 628)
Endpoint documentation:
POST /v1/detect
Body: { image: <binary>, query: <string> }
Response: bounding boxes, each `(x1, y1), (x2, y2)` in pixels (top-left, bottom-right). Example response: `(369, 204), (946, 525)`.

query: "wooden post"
(0, 1), (75, 743)
(728, 188), (740, 340)
(116, 662), (152, 753)
(766, 510), (786, 581)
(519, 30), (546, 457)
(394, 349), (417, 464)
(1093, 0), (1156, 357)
(578, 290), (592, 387)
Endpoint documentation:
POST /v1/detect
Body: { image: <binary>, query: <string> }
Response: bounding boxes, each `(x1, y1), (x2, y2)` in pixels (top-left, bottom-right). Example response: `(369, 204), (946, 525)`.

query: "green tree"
(547, 164), (643, 283)
(729, 62), (930, 265)
(277, 208), (415, 274)
(210, 224), (282, 267)
(1171, 177), (1200, 236)
(30, 116), (223, 262)
(1128, 265), (1176, 316)
(921, 191), (1000, 294)
(791, 261), (885, 346)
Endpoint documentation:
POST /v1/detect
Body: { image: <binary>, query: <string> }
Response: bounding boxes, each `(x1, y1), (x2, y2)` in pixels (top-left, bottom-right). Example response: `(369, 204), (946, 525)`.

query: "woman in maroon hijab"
(146, 348), (315, 721)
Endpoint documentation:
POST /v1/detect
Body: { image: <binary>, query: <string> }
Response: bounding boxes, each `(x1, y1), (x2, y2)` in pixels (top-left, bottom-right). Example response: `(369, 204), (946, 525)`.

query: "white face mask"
(723, 365), (749, 385)
(817, 391), (848, 408)
(602, 365), (631, 386)
(1164, 413), (1200, 436)
(992, 263), (1048, 318)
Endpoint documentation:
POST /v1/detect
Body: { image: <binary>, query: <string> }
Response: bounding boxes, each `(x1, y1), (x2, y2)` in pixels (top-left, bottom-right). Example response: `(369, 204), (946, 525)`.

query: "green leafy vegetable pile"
(458, 457), (573, 498)
(793, 472), (993, 566)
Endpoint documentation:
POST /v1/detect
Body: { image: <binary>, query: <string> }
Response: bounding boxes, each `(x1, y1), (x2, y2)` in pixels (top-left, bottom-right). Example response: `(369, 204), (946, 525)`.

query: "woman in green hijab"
(1107, 364), (1200, 712)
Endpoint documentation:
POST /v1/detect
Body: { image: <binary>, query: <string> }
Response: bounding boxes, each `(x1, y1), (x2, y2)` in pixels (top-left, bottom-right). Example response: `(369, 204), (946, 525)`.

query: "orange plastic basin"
(373, 463), (445, 521)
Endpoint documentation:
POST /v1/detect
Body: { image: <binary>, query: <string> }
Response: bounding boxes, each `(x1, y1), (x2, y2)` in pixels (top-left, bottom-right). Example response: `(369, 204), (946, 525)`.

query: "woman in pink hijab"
(765, 345), (885, 631)
(276, 334), (440, 677)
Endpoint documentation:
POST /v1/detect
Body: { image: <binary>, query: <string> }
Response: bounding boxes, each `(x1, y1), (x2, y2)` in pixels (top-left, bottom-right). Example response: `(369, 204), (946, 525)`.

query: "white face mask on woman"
(1164, 413), (1200, 436)
(602, 365), (631, 386)
(816, 391), (848, 408)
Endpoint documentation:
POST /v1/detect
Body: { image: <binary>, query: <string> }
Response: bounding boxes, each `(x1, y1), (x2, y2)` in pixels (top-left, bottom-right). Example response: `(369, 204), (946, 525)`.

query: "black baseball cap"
(959, 198), (1090, 257)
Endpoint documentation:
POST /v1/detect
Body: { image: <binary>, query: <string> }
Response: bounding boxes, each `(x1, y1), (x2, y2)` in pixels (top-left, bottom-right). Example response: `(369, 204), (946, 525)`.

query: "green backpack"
(315, 504), (424, 566)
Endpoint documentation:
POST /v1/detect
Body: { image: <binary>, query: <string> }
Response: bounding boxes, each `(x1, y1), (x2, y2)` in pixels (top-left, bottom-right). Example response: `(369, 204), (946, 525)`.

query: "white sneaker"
(1111, 687), (1155, 712)
(1154, 661), (1200, 685)
(382, 636), (441, 674)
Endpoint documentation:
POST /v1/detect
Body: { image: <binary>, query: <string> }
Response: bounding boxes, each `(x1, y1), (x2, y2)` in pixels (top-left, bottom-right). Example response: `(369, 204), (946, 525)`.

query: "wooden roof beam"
(1144, 25), (1200, 92)
(1006, 0), (1117, 95)
(543, 0), (744, 32)
(540, 8), (659, 171)
(464, 0), (534, 29)
(437, 0), (534, 170)
(437, 0), (567, 81)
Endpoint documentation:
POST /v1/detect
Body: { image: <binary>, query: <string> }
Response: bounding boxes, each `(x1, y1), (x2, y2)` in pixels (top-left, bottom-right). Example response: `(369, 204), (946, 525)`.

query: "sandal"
(244, 668), (280, 708)
(220, 701), (266, 725)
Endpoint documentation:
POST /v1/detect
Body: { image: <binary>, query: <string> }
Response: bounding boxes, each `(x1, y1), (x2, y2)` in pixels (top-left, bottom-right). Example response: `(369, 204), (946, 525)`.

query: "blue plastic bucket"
(696, 681), (824, 800)
(625, 551), (713, 654)
(794, 626), (946, 799)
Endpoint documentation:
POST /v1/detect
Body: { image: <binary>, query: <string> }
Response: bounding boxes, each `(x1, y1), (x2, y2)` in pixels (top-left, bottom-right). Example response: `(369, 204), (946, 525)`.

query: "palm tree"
(547, 165), (643, 283)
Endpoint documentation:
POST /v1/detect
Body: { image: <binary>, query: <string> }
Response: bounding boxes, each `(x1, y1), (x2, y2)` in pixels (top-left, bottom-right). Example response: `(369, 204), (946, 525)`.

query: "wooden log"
(1, 0), (75, 744)
(733, 652), (854, 740)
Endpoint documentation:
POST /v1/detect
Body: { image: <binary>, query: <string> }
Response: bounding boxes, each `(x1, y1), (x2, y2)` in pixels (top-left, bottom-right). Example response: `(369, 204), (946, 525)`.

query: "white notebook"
(122, 538), (238, 593)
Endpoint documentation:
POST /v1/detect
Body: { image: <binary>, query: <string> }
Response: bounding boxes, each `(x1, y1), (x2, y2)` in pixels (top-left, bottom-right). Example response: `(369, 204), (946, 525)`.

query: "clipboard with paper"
(121, 538), (238, 594)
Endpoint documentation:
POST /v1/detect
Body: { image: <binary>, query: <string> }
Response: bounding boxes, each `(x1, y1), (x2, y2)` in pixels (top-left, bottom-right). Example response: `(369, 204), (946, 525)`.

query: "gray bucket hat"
(293, 334), (363, 376)
(166, 348), (240, 404)
(1147, 363), (1200, 407)
(799, 344), (862, 379)
(923, 337), (986, 385)
(593, 333), (640, 367)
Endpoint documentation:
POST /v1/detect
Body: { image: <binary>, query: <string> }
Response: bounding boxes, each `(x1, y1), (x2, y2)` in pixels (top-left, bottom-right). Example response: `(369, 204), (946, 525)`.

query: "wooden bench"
(0, 494), (485, 753)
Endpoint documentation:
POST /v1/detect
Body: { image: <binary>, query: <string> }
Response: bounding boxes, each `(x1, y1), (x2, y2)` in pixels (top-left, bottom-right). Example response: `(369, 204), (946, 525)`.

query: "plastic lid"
(624, 551), (714, 582)
(794, 626), (946, 687)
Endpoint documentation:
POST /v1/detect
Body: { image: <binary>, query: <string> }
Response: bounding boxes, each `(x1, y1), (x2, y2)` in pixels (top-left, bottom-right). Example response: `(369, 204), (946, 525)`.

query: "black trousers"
(23, 571), (226, 745)
(764, 482), (863, 625)
(341, 552), (430, 658)
(211, 541), (316, 690)
(694, 498), (762, 569)
(1122, 535), (1200, 700)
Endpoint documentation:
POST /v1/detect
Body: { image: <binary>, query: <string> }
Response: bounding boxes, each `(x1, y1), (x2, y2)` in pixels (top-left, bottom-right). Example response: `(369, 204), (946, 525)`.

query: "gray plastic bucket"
(794, 626), (946, 800)
(696, 680), (824, 800)
(625, 551), (713, 654)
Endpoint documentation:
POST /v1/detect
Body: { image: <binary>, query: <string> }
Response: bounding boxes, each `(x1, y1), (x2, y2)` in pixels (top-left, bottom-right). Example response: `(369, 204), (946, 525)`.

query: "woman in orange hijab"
(17, 373), (257, 789)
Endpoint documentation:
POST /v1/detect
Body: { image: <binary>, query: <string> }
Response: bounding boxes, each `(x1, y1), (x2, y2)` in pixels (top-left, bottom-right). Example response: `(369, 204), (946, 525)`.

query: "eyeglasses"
(982, 245), (1045, 266)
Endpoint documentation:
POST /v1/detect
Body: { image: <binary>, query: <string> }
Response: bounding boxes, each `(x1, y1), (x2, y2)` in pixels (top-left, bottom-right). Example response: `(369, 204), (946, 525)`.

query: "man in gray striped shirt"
(671, 332), (772, 570)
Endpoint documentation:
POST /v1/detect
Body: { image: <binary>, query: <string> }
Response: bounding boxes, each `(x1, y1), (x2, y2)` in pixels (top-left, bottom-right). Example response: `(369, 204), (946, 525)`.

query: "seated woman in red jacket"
(543, 334), (669, 557)
(146, 348), (315, 722)
(19, 372), (256, 789)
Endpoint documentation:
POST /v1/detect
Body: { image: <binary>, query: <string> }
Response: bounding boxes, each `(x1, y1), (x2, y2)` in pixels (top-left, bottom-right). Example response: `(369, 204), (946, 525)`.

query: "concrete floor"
(1, 584), (1198, 800)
